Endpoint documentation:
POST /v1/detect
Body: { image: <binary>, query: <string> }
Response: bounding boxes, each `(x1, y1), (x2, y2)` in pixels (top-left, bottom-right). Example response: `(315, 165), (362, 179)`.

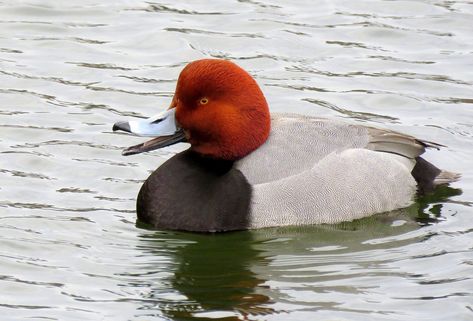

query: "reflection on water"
(137, 231), (271, 320)
(1, 0), (473, 320)
(415, 185), (463, 225)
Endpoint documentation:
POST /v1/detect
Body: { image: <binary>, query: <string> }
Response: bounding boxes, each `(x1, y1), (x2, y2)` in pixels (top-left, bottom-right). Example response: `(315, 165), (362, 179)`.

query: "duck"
(112, 59), (458, 232)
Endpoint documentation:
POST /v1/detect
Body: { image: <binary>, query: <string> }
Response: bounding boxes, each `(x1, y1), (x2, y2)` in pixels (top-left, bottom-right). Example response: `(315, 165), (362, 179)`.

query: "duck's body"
(135, 113), (446, 231)
(113, 59), (457, 232)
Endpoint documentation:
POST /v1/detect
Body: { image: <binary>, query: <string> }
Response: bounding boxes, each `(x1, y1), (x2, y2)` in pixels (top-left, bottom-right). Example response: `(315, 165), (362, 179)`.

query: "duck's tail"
(433, 170), (461, 185)
(412, 157), (460, 194)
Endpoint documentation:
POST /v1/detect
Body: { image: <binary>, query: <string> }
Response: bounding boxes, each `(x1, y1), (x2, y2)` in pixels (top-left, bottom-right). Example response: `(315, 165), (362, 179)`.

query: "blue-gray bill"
(112, 108), (186, 156)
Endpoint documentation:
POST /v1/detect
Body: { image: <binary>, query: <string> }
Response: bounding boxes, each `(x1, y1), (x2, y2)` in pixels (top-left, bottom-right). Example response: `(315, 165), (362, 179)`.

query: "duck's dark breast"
(137, 149), (252, 232)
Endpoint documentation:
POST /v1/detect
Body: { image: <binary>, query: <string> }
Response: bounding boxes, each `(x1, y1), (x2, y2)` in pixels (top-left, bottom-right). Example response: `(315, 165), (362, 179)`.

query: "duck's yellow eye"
(199, 98), (209, 105)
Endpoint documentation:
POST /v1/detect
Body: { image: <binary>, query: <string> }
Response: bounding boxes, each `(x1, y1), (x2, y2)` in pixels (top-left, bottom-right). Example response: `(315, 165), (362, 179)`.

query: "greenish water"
(1, 1), (473, 320)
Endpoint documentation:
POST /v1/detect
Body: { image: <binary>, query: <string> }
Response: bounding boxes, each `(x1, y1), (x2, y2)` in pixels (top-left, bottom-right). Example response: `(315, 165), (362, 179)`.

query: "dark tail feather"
(411, 157), (460, 194)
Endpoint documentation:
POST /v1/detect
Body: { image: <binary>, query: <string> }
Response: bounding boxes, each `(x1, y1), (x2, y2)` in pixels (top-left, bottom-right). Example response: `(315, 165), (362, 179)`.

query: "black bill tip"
(122, 145), (142, 156)
(113, 121), (131, 133)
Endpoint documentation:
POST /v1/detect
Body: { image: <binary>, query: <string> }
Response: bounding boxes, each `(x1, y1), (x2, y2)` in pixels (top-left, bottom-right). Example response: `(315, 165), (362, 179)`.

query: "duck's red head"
(113, 59), (271, 161)
(172, 59), (270, 160)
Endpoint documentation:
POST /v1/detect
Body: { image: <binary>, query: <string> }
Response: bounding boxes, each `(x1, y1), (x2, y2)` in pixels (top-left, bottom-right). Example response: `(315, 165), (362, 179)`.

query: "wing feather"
(365, 127), (442, 159)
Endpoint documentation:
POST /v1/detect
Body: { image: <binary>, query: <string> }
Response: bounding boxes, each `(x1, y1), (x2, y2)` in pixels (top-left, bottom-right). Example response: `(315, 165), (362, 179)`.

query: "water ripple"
(165, 27), (266, 38)
(137, 3), (229, 15)
(303, 98), (399, 122)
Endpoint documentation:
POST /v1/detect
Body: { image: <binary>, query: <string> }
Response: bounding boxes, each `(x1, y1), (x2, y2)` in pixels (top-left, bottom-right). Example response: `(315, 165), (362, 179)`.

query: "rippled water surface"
(1, 0), (473, 320)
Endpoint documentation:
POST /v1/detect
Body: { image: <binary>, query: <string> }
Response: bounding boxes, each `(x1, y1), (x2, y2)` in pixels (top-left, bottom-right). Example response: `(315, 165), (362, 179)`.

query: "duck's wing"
(236, 113), (435, 185)
(365, 126), (442, 159)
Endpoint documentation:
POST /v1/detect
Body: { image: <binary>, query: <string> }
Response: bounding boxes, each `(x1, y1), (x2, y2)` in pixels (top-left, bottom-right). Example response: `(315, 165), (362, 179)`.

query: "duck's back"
(236, 114), (373, 184)
(235, 114), (429, 228)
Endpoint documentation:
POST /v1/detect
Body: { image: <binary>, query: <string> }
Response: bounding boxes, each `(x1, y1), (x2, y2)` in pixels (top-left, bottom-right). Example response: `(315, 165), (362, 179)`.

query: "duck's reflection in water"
(135, 229), (272, 320)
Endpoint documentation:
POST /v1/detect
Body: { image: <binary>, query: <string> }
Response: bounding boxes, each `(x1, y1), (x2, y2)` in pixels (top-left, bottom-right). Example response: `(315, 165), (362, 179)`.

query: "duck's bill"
(112, 108), (186, 156)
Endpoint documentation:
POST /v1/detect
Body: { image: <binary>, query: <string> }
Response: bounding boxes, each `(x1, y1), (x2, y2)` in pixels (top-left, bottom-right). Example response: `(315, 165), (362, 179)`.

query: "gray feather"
(366, 127), (441, 159)
(235, 113), (445, 228)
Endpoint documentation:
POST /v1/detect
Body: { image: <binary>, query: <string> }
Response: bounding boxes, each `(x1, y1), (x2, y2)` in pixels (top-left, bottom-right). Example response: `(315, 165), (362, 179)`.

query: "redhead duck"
(113, 59), (458, 232)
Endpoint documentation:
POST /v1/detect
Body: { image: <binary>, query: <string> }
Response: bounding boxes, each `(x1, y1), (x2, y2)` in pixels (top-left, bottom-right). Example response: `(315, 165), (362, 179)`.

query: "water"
(1, 0), (472, 320)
